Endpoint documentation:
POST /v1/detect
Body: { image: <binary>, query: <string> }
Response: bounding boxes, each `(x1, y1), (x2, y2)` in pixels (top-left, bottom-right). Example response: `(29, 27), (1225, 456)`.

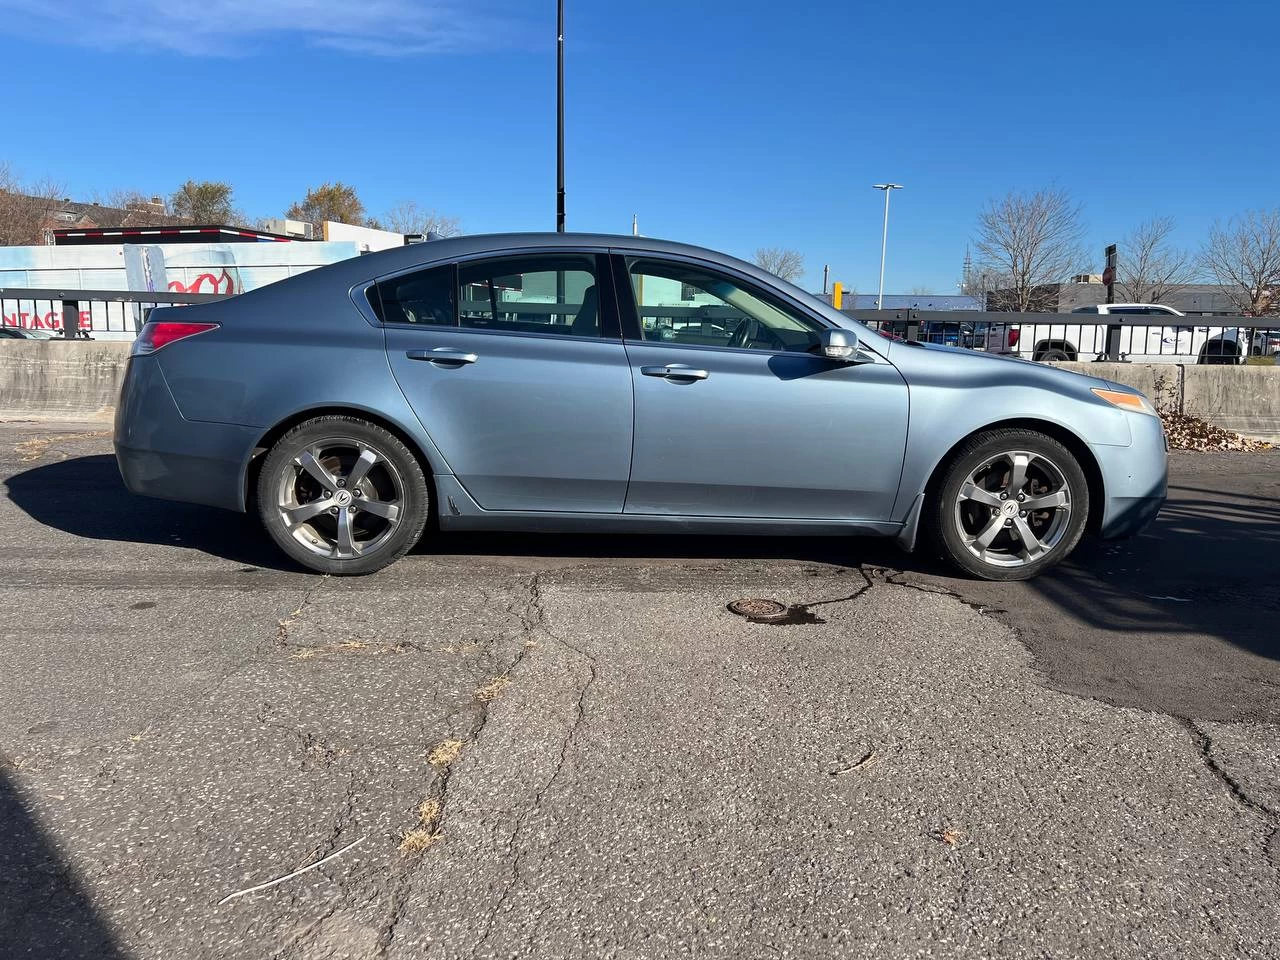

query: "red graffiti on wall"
(168, 269), (237, 295)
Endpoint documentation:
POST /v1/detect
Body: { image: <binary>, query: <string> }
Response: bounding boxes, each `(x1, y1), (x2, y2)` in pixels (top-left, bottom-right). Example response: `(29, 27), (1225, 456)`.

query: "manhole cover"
(727, 598), (790, 622)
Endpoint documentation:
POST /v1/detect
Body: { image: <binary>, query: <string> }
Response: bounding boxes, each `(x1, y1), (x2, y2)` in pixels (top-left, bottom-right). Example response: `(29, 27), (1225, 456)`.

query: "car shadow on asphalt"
(0, 766), (128, 959)
(5, 454), (927, 575)
(1027, 483), (1280, 662)
(5, 454), (299, 572)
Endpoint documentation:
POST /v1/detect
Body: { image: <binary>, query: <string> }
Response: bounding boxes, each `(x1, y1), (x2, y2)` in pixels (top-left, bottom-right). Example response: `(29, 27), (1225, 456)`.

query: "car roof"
(359, 231), (758, 273)
(1073, 303), (1185, 315)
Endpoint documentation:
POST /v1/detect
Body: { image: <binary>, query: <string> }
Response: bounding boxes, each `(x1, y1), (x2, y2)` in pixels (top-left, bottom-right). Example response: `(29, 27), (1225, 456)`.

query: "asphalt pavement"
(1, 422), (1277, 959)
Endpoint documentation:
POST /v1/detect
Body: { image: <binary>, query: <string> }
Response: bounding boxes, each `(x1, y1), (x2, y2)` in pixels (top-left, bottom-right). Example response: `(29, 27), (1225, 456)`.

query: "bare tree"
(87, 188), (178, 227)
(753, 247), (805, 283)
(960, 265), (1002, 309)
(973, 187), (1087, 311)
(1116, 216), (1196, 304)
(1200, 208), (1280, 316)
(0, 162), (65, 245)
(379, 200), (461, 237)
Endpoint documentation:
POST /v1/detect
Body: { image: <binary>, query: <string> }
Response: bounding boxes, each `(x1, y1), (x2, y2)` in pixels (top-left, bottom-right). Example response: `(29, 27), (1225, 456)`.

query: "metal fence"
(3, 286), (1278, 365)
(0, 287), (228, 341)
(851, 309), (1280, 364)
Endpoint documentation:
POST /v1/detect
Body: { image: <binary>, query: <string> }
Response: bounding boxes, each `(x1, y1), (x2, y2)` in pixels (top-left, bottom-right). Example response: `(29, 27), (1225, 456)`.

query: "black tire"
(1036, 348), (1071, 362)
(1198, 342), (1238, 365)
(928, 428), (1090, 581)
(256, 416), (430, 575)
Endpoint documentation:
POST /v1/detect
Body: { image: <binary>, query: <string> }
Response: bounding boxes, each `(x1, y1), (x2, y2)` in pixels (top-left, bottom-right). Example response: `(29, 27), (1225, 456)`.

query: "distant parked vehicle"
(993, 303), (1269, 364)
(0, 326), (57, 339)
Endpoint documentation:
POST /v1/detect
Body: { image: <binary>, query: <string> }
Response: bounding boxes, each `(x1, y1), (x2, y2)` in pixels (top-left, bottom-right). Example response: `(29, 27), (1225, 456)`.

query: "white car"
(987, 304), (1278, 364)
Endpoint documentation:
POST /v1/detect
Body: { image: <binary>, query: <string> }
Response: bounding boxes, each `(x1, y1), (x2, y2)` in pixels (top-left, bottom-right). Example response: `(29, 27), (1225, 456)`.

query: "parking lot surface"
(2, 423), (1277, 959)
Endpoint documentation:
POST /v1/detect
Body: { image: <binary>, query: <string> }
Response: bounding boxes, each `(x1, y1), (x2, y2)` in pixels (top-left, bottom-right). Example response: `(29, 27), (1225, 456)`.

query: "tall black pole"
(556, 0), (565, 232)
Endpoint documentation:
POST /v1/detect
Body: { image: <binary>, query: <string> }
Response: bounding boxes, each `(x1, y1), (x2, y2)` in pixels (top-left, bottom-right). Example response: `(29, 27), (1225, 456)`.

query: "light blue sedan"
(114, 233), (1167, 579)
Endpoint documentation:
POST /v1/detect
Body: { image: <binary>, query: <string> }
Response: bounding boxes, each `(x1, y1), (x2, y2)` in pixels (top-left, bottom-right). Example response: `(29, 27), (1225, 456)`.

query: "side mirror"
(819, 327), (860, 362)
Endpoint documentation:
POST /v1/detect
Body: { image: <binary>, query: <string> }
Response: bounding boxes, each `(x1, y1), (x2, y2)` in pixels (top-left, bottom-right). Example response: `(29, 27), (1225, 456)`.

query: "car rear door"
(614, 253), (908, 520)
(377, 251), (634, 513)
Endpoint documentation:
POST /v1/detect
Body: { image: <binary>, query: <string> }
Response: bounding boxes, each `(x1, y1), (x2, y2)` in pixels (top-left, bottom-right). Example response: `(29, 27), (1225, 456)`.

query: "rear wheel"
(256, 416), (429, 575)
(1199, 341), (1239, 365)
(929, 429), (1089, 581)
(1036, 348), (1071, 362)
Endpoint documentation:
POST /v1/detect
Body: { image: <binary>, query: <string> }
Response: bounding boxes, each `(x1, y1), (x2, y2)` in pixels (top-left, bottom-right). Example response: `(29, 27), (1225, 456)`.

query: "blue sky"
(2, 0), (1276, 293)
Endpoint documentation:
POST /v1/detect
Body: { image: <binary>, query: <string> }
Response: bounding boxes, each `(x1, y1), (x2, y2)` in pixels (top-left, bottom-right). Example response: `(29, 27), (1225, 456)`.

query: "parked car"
(991, 303), (1270, 364)
(0, 325), (58, 339)
(115, 233), (1167, 581)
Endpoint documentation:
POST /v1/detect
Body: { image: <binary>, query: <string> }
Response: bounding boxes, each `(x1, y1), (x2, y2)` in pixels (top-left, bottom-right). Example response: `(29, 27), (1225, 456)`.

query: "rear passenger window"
(369, 265), (455, 326)
(457, 255), (605, 337)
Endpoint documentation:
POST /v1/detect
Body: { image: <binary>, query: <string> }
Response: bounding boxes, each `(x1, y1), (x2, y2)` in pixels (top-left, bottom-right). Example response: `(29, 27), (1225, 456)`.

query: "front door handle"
(640, 364), (709, 381)
(407, 348), (478, 365)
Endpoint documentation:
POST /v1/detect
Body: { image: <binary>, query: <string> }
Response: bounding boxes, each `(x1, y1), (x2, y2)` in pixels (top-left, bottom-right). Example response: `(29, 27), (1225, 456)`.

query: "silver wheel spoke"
(285, 498), (333, 527)
(335, 507), (358, 558)
(279, 437), (405, 562)
(971, 516), (1003, 552)
(297, 450), (338, 490)
(1012, 516), (1045, 559)
(960, 481), (1003, 508)
(346, 448), (377, 490)
(1006, 453), (1031, 493)
(1024, 490), (1068, 511)
(954, 447), (1073, 568)
(357, 498), (400, 522)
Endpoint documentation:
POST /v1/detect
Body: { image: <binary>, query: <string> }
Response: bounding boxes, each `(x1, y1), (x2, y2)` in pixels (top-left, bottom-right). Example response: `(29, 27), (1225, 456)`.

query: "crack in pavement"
(794, 567), (875, 612)
(472, 619), (600, 959)
(1179, 718), (1280, 867)
(875, 564), (1280, 876)
(375, 574), (548, 959)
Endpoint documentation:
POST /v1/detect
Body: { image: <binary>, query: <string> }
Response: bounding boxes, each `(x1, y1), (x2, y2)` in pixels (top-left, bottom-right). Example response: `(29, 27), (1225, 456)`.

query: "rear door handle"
(407, 348), (478, 365)
(640, 364), (709, 381)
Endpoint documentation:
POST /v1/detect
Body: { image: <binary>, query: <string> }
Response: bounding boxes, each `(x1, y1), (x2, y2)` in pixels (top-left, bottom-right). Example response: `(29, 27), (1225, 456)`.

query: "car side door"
(614, 253), (909, 520)
(376, 251), (634, 513)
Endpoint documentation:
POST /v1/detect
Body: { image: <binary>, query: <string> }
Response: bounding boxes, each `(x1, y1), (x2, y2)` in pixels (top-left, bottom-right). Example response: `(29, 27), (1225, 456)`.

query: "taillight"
(1008, 329), (1020, 347)
(132, 321), (219, 356)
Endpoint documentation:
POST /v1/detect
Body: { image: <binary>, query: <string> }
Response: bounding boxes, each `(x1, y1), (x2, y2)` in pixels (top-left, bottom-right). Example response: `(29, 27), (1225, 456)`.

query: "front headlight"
(1091, 387), (1159, 417)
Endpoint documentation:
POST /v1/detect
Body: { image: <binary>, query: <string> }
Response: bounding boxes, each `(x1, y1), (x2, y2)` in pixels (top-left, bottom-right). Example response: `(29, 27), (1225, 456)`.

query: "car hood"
(887, 339), (1125, 391)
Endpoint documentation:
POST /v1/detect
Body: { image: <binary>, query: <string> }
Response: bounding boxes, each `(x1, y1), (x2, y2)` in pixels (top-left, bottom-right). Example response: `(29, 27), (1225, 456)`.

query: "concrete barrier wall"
(1056, 361), (1280, 441)
(2, 344), (1277, 441)
(1, 340), (132, 421)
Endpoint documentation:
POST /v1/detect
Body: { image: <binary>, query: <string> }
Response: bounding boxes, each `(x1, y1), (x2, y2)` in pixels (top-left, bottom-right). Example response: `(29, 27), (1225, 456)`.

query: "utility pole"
(872, 183), (903, 309)
(556, 0), (565, 233)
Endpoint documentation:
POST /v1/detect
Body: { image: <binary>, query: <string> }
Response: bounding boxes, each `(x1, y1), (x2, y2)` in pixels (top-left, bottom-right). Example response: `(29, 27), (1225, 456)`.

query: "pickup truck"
(984, 303), (1280, 364)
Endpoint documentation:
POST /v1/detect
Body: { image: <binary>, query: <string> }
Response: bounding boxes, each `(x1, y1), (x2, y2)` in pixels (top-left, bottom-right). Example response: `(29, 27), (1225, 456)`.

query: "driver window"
(626, 258), (822, 353)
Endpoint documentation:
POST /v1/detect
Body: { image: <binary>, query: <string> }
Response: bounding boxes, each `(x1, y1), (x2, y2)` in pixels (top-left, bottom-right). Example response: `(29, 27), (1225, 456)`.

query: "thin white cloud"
(0, 0), (531, 56)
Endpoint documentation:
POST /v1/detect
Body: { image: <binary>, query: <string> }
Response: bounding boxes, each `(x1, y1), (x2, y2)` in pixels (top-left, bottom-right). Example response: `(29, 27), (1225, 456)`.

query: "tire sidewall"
(256, 417), (430, 575)
(932, 430), (1089, 581)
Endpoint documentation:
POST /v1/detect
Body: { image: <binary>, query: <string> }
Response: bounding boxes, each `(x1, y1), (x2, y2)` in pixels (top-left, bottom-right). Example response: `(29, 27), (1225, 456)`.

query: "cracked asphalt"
(1, 423), (1277, 959)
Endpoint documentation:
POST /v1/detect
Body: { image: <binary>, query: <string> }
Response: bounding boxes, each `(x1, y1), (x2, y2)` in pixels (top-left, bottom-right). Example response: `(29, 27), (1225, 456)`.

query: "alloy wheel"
(275, 437), (404, 560)
(952, 450), (1073, 568)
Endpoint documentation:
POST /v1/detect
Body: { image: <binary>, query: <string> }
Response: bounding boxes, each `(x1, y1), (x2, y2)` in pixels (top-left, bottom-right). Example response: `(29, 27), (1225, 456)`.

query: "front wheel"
(256, 416), (430, 575)
(929, 429), (1089, 581)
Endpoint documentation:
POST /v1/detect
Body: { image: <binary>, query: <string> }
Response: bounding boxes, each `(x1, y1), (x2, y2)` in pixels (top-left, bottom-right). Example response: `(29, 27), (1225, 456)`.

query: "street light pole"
(872, 183), (902, 310)
(556, 0), (565, 233)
